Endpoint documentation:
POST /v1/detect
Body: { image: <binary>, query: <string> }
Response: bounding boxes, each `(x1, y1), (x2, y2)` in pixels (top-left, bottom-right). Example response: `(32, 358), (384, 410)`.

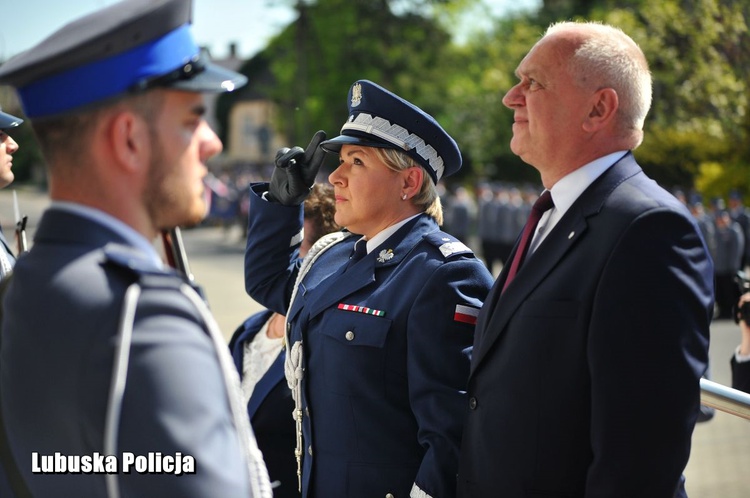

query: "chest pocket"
(318, 308), (392, 397)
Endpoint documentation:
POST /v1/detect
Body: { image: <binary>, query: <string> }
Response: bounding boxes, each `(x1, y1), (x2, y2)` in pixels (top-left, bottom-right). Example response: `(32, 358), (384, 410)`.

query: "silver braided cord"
(283, 230), (353, 490)
(180, 284), (273, 498)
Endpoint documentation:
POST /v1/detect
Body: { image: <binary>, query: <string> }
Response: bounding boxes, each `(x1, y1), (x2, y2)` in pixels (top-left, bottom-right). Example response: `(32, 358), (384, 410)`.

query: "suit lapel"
(471, 153), (643, 374)
(471, 209), (588, 373)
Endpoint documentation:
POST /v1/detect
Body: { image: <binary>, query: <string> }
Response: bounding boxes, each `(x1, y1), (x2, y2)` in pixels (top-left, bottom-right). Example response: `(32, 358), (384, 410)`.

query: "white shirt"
(530, 151), (629, 254)
(356, 213), (422, 255)
(241, 316), (285, 403)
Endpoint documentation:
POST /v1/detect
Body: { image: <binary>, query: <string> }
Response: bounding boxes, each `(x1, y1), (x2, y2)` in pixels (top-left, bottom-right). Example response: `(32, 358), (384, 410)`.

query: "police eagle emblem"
(377, 249), (394, 263)
(351, 82), (363, 107)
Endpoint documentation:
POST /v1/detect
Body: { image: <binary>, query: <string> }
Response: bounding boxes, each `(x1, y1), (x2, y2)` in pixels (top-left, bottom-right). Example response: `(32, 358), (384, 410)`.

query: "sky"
(0, 0), (540, 62)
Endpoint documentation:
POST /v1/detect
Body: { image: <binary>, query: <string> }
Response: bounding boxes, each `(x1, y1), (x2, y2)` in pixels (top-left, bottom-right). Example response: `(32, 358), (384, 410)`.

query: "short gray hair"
(545, 21), (652, 147)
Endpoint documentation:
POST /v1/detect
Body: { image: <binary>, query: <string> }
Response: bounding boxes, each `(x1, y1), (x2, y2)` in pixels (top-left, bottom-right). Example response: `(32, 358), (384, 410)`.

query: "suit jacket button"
(345, 330), (355, 341)
(469, 397), (478, 410)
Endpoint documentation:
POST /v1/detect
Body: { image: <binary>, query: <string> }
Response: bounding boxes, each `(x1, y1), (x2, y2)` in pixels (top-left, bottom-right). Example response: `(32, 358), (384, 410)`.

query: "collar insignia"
(377, 249), (394, 263)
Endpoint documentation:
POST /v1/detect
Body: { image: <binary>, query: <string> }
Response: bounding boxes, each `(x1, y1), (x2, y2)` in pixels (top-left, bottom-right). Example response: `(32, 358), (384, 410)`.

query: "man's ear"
(109, 110), (150, 173)
(583, 87), (618, 132)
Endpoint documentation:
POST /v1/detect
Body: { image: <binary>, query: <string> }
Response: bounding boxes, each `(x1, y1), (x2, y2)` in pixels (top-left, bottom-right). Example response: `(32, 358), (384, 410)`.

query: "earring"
(402, 193), (407, 200)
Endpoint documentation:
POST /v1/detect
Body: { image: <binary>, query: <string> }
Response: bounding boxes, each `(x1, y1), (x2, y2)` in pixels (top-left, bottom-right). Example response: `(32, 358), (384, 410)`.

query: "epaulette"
(103, 243), (163, 275)
(103, 243), (193, 291)
(423, 232), (474, 259)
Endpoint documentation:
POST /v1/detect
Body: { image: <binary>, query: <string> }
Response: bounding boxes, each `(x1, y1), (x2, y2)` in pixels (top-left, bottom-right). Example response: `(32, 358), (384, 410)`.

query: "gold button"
(308, 445), (313, 456)
(386, 494), (395, 498)
(345, 331), (355, 341)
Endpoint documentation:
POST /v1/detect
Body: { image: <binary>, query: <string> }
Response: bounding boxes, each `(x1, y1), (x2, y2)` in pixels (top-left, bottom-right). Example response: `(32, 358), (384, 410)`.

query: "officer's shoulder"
(422, 231), (475, 259)
(102, 243), (182, 289)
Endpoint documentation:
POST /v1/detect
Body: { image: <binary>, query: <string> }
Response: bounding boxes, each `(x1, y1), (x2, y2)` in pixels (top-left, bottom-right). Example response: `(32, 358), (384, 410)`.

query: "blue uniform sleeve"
(244, 183), (305, 315)
(407, 257), (493, 497)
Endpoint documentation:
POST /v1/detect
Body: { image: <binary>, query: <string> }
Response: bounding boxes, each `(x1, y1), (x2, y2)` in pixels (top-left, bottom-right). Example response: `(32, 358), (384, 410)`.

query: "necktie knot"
(351, 240), (367, 261)
(532, 190), (554, 214)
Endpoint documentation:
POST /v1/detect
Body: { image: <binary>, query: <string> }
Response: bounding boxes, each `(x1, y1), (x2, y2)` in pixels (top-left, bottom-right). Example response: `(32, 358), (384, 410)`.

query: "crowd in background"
(203, 165), (750, 325)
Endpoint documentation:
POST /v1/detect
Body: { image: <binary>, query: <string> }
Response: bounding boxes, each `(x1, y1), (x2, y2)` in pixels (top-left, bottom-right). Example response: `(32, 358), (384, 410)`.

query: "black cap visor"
(0, 110), (23, 131)
(131, 57), (247, 94)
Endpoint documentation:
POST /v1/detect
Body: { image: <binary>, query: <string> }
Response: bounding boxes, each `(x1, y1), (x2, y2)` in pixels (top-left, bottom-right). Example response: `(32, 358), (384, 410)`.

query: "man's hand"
(267, 130), (327, 206)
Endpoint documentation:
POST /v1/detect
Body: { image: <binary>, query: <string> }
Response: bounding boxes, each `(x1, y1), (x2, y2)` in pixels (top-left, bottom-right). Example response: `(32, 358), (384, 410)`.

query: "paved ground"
(1, 187), (748, 497)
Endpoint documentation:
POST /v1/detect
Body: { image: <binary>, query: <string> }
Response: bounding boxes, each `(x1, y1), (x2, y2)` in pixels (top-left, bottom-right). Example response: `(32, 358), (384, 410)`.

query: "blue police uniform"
(3, 208), (256, 497)
(0, 108), (22, 280)
(0, 1), (271, 496)
(245, 80), (494, 498)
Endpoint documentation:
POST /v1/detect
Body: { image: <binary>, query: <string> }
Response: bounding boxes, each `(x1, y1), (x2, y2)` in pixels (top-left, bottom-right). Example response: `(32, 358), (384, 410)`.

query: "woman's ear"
(402, 166), (424, 197)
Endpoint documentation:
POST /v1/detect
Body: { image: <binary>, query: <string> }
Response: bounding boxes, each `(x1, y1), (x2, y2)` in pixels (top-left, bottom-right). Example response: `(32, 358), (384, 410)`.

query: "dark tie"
(344, 240), (367, 271)
(502, 190), (554, 292)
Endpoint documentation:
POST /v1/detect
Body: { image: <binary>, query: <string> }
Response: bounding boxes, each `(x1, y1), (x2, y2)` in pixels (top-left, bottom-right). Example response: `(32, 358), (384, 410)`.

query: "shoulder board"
(423, 232), (474, 259)
(104, 244), (189, 290)
(103, 243), (160, 272)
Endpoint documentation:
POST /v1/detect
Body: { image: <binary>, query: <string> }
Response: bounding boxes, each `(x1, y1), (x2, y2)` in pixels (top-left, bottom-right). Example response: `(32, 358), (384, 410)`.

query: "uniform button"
(308, 445), (313, 456)
(305, 407), (310, 417)
(345, 330), (355, 341)
(287, 323), (291, 333)
(469, 397), (478, 410)
(386, 494), (395, 498)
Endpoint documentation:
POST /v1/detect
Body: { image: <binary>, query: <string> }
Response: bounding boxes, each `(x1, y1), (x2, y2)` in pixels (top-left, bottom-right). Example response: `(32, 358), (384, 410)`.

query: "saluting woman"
(244, 80), (493, 498)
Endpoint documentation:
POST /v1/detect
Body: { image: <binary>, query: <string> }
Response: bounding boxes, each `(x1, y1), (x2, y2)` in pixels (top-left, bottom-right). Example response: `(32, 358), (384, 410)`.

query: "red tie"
(502, 190), (554, 292)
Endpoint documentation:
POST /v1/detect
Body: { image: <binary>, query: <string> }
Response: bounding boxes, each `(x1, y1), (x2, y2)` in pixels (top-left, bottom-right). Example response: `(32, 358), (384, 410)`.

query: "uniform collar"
(50, 201), (164, 269)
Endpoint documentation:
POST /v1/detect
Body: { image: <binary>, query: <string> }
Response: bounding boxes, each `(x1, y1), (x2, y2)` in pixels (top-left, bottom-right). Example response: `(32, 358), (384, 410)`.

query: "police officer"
(0, 107), (23, 278)
(0, 1), (271, 497)
(245, 80), (494, 498)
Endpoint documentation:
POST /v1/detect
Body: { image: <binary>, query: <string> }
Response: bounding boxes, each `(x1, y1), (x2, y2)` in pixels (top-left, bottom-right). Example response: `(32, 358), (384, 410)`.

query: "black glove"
(267, 130), (327, 206)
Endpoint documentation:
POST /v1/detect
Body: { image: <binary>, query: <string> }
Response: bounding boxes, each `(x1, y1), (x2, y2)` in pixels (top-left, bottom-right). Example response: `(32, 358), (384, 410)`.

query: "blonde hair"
(371, 147), (443, 225)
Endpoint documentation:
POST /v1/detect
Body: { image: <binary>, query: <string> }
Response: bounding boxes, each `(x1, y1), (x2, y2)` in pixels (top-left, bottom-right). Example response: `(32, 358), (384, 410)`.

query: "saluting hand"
(267, 130), (327, 206)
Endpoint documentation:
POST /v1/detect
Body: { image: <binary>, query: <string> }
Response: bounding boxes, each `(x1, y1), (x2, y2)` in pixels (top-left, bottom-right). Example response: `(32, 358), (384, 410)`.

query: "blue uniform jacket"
(0, 209), (252, 497)
(245, 184), (494, 498)
(457, 153), (713, 497)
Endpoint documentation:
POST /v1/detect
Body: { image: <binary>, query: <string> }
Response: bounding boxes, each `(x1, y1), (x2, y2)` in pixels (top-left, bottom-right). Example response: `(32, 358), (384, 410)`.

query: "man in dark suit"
(457, 22), (713, 497)
(0, 1), (271, 497)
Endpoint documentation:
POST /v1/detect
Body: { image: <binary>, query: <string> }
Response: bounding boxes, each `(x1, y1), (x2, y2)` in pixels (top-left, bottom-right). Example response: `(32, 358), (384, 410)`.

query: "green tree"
(266, 0), (456, 147)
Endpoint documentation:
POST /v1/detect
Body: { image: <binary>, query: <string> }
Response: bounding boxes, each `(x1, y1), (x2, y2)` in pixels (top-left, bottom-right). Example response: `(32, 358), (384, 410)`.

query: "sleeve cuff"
(734, 345), (750, 363)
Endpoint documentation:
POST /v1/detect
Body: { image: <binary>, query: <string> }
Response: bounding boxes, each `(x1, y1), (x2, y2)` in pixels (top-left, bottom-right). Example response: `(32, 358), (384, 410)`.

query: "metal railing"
(700, 378), (750, 420)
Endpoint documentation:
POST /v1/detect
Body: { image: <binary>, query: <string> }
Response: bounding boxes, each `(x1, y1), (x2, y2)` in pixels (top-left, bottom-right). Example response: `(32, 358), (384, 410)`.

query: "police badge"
(350, 82), (363, 107)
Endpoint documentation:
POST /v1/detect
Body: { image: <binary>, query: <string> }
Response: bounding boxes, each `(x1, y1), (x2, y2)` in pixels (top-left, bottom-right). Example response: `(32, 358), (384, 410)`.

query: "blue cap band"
(19, 24), (199, 118)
